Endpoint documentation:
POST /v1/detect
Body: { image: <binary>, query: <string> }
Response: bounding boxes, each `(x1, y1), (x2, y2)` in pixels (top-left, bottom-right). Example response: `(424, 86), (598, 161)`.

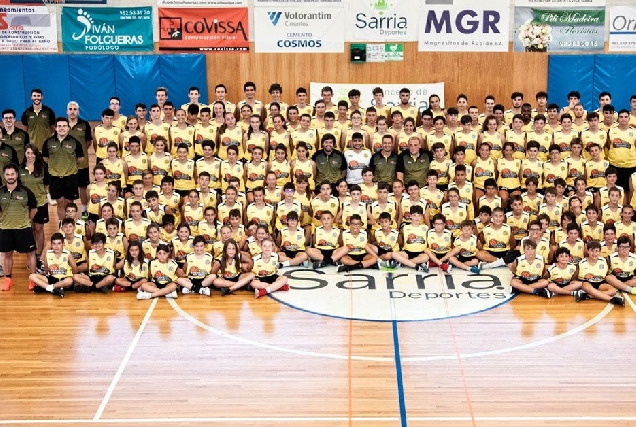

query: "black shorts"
(90, 275), (107, 286)
(50, 175), (79, 200)
(514, 276), (539, 285)
(377, 247), (390, 257)
(284, 250), (299, 258)
(47, 276), (61, 285)
(189, 277), (204, 287)
(32, 204), (49, 224)
(77, 168), (90, 188)
(318, 249), (334, 261)
(0, 228), (36, 253)
(258, 274), (279, 284)
(223, 276), (239, 283)
(457, 254), (476, 263)
(487, 250), (507, 259)
(349, 253), (365, 262)
(153, 280), (172, 289)
(175, 189), (191, 198)
(124, 184), (134, 195)
(405, 250), (422, 260)
(437, 184), (449, 192)
(87, 213), (100, 223)
(431, 250), (449, 259)
(582, 280), (603, 290)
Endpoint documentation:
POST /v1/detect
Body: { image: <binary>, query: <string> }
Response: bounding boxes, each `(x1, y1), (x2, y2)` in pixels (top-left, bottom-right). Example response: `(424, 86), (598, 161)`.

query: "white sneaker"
(181, 287), (191, 294)
(47, 193), (57, 206)
(199, 287), (211, 296)
(136, 291), (151, 300)
(165, 290), (178, 299)
(377, 260), (386, 269)
(302, 260), (310, 268)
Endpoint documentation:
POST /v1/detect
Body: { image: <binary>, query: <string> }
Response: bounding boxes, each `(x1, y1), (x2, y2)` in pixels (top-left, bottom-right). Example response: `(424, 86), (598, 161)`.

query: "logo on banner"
(159, 17), (182, 40)
(424, 9), (501, 34)
(268, 11), (282, 26)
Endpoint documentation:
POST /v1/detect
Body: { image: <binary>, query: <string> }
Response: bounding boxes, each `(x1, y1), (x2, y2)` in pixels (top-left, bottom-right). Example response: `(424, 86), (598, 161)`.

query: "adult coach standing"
(42, 117), (85, 221)
(606, 109), (636, 190)
(396, 136), (431, 187)
(20, 88), (56, 151)
(312, 133), (346, 190)
(0, 163), (37, 291)
(67, 101), (93, 219)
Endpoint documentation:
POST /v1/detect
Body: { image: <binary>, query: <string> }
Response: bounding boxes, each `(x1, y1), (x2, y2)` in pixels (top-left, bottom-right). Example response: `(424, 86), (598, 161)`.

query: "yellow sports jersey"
(370, 200), (397, 231)
(478, 195), (502, 211)
(292, 159), (315, 189)
(504, 130), (526, 160)
(124, 217), (151, 242)
(454, 235), (478, 259)
(608, 252), (636, 280)
(374, 229), (400, 252)
(172, 236), (194, 265)
(194, 124), (218, 157)
(419, 188), (444, 216)
(553, 227), (567, 246)
(584, 158), (609, 188)
(514, 254), (545, 282)
(143, 122), (170, 154)
(252, 253), (279, 278)
(553, 130), (576, 160)
(429, 159), (453, 186)
(560, 238), (585, 264)
(198, 220), (220, 250)
(396, 131), (418, 153)
(94, 125), (121, 159)
(580, 129), (607, 160)
(142, 239), (167, 260)
(245, 161), (267, 191)
(547, 263), (577, 286)
(341, 202), (368, 229)
(426, 132), (454, 156)
(94, 218), (122, 236)
(183, 203), (204, 234)
(310, 196), (339, 227)
(150, 259), (178, 286)
(217, 257), (241, 279)
(169, 125), (195, 158)
(598, 185), (625, 208)
(185, 252), (213, 279)
(269, 130), (292, 158)
(149, 153), (172, 186)
(158, 192), (180, 216)
(245, 132), (267, 162)
(441, 202), (468, 237)
(578, 257), (608, 285)
(521, 237), (550, 261)
(199, 190), (219, 208)
(481, 224), (511, 252)
(342, 230), (367, 256)
(217, 127), (244, 160)
(88, 248), (115, 276)
(542, 161), (567, 187)
(123, 259), (149, 282)
(270, 159), (292, 187)
(290, 128), (318, 158)
(497, 158), (521, 190)
(243, 203), (272, 232)
(280, 227), (306, 251)
(448, 182), (474, 220)
(615, 221), (636, 240)
(401, 198), (427, 224)
(427, 229), (453, 254)
(571, 192), (594, 210)
(538, 204), (562, 230)
(219, 161), (245, 192)
(602, 205), (622, 225)
(264, 187), (283, 206)
(402, 223), (429, 253)
(105, 233), (125, 260)
(520, 159), (544, 190)
(600, 241), (616, 259)
(607, 127), (636, 168)
(125, 153), (148, 186)
(275, 200), (301, 231)
(506, 211), (530, 241)
(217, 201), (243, 225)
(472, 157), (495, 190)
(314, 226), (340, 250)
(360, 183), (378, 205)
(171, 159), (196, 192)
(526, 131), (552, 161)
(45, 249), (73, 279)
(101, 158), (126, 188)
(145, 206), (165, 225)
(454, 130), (479, 163)
(581, 220), (603, 243)
(195, 158), (222, 190)
(59, 219), (87, 238)
(480, 132), (503, 160)
(238, 100), (263, 117)
(391, 105), (418, 122)
(88, 184), (107, 217)
(564, 156), (585, 187)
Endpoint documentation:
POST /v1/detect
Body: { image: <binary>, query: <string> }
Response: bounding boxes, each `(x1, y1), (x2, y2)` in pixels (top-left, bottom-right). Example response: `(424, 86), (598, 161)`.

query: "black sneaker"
(575, 290), (590, 302)
(36, 260), (45, 275)
(220, 287), (232, 297)
(74, 284), (92, 293)
(312, 261), (326, 269)
(337, 265), (351, 273)
(536, 288), (553, 299)
(100, 285), (110, 294)
(52, 288), (65, 298)
(610, 296), (625, 307)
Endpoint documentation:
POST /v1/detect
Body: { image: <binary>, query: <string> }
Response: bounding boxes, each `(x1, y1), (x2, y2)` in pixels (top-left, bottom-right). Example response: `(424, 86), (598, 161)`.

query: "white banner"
(254, 7), (344, 53)
(156, 0), (247, 6)
(347, 0), (418, 42)
(254, 0), (344, 6)
(310, 82), (445, 112)
(609, 6), (636, 52)
(0, 6), (57, 52)
(515, 0), (605, 6)
(418, 0), (510, 52)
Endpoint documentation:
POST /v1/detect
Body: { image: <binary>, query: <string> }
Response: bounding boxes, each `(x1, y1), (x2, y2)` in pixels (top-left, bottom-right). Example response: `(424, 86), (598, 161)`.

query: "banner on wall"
(0, 6), (57, 52)
(254, 7), (344, 53)
(347, 0), (418, 42)
(609, 6), (636, 52)
(61, 7), (153, 52)
(157, 0), (246, 6)
(158, 7), (248, 51)
(418, 0), (510, 52)
(254, 0), (343, 6)
(310, 82), (445, 113)
(514, 0), (605, 52)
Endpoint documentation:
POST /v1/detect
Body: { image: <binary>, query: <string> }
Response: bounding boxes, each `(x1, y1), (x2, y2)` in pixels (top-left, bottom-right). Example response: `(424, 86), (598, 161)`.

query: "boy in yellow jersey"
(160, 214), (177, 243)
(125, 181), (148, 215)
(391, 88), (419, 124)
(307, 210), (341, 268)
(597, 167), (625, 208)
(581, 204), (603, 243)
(580, 112), (606, 159)
(104, 218), (126, 271)
(585, 143), (609, 194)
(265, 83), (288, 119)
(545, 247), (581, 296)
(509, 239), (551, 298)
(144, 190), (166, 225)
(448, 164), (475, 220)
(447, 220), (481, 273)
(605, 236), (636, 296)
(607, 109), (636, 190)
(392, 205), (430, 272)
(252, 238), (290, 298)
(369, 182), (398, 232)
(614, 205), (636, 242)
(522, 176), (544, 221)
(523, 219), (552, 262)
(553, 114), (577, 160)
(291, 114), (318, 158)
(602, 186), (623, 225)
(196, 141), (221, 192)
(275, 183), (302, 233)
(276, 211), (309, 268)
(427, 116), (454, 155)
(124, 201), (150, 243)
(310, 181), (340, 228)
(521, 143), (544, 194)
(124, 137), (148, 194)
(332, 214), (377, 273)
(571, 177), (593, 210)
(194, 107), (217, 157)
(337, 185), (369, 230)
(454, 115), (479, 164)
(158, 176), (180, 221)
(29, 233), (76, 297)
(172, 224), (194, 270)
(477, 178), (502, 212)
(477, 207), (518, 270)
(171, 143), (196, 196)
(93, 108), (121, 163)
(176, 236), (214, 297)
(542, 144), (567, 188)
(441, 187), (468, 237)
(137, 243), (179, 299)
(538, 187), (562, 231)
(61, 218), (88, 274)
(526, 115), (552, 161)
(574, 240), (624, 306)
(74, 233), (116, 293)
(372, 87), (391, 119)
(295, 87), (313, 116)
(428, 143), (452, 191)
(424, 213), (454, 272)
(181, 190), (204, 235)
(506, 195), (530, 247)
(401, 180), (430, 226)
(369, 212), (400, 268)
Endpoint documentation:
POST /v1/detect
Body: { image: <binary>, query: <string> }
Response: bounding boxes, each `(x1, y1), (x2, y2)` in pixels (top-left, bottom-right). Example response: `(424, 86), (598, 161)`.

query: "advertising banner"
(347, 0), (418, 42)
(158, 7), (248, 51)
(418, 0), (510, 52)
(157, 0), (246, 6)
(254, 7), (344, 53)
(254, 0), (343, 7)
(0, 5), (57, 52)
(310, 82), (445, 113)
(514, 0), (605, 52)
(62, 7), (153, 52)
(609, 6), (636, 52)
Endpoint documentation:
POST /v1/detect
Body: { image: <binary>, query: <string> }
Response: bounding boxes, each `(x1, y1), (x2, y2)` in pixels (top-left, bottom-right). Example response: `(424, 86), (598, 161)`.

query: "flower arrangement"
(518, 19), (552, 52)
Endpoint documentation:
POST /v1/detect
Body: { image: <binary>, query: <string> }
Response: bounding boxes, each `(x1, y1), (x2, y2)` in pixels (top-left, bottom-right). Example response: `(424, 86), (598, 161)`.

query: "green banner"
(531, 9), (605, 26)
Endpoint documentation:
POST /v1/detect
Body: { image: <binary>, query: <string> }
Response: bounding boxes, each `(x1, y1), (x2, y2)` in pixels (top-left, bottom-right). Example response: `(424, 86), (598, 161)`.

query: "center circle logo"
(272, 267), (514, 322)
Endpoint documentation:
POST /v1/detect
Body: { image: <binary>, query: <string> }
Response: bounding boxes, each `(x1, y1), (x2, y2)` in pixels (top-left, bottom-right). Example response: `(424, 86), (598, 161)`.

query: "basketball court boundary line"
(93, 298), (158, 420)
(625, 293), (636, 313)
(389, 272), (408, 427)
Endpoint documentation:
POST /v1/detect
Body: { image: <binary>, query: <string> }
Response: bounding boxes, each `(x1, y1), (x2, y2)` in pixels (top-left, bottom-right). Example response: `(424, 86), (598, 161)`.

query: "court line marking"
(167, 298), (613, 363)
(93, 298), (158, 420)
(389, 272), (408, 427)
(5, 416), (636, 424)
(625, 293), (636, 313)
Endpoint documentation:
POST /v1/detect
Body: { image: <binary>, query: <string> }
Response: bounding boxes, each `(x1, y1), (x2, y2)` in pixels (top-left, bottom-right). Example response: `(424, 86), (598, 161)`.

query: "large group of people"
(1, 82), (636, 306)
